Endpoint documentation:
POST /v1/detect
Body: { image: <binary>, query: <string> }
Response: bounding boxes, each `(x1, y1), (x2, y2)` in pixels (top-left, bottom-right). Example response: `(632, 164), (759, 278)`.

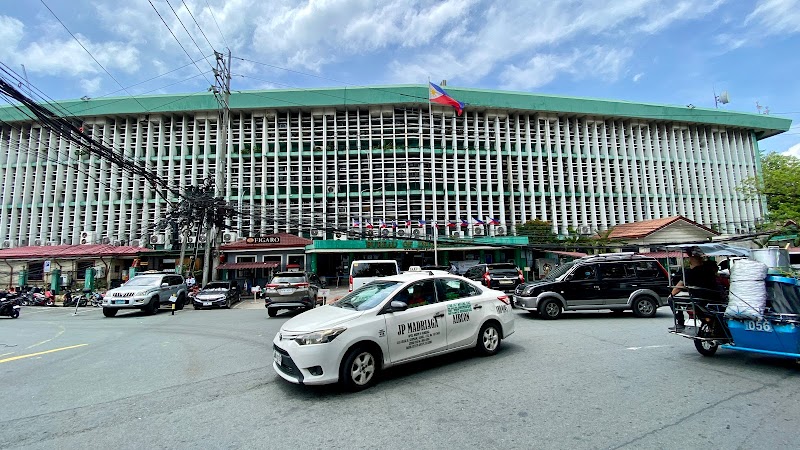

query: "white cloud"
(633, 73), (644, 82)
(79, 77), (103, 95)
(783, 142), (800, 158)
(20, 36), (140, 77)
(0, 16), (24, 58)
(746, 0), (800, 35)
(499, 47), (633, 90)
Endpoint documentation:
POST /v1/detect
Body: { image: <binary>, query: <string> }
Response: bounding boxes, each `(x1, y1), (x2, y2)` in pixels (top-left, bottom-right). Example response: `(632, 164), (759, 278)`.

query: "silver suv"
(102, 272), (188, 317)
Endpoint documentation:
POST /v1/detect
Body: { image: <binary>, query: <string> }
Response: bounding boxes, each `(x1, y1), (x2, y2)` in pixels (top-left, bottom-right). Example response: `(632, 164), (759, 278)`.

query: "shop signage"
(246, 237), (280, 244)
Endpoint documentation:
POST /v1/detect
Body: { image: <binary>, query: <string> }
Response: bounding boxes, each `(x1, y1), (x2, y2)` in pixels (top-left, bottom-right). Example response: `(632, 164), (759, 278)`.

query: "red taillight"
(266, 284), (278, 288)
(349, 276), (353, 292)
(497, 295), (510, 305)
(293, 283), (309, 288)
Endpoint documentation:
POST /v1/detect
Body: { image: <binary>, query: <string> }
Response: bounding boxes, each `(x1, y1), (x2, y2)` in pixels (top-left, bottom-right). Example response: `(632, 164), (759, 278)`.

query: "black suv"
(462, 263), (524, 293)
(513, 253), (670, 319)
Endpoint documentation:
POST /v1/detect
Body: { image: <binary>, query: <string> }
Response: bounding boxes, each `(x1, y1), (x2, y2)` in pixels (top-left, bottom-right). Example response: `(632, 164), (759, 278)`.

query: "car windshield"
(334, 281), (401, 311)
(543, 262), (575, 281)
(203, 282), (229, 291)
(124, 276), (161, 287)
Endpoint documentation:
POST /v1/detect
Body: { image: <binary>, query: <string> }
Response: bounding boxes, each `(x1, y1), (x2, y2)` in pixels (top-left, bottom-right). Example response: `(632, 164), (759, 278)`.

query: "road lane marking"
(27, 325), (66, 349)
(0, 352), (14, 358)
(0, 344), (88, 363)
(626, 345), (670, 351)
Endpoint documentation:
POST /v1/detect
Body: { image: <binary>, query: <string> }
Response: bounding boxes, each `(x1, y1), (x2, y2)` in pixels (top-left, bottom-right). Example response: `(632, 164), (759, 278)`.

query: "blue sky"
(1, 0), (798, 154)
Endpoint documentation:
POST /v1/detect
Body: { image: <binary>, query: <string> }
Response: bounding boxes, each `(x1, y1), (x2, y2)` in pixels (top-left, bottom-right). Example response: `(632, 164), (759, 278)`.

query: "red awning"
(217, 261), (279, 270)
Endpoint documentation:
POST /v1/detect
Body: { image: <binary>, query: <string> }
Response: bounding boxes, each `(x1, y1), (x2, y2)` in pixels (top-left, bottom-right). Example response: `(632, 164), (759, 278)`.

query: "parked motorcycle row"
(0, 288), (105, 319)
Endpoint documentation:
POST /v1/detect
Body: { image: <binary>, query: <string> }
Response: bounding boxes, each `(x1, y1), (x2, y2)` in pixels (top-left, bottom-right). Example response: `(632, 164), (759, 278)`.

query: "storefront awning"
(217, 261), (279, 270)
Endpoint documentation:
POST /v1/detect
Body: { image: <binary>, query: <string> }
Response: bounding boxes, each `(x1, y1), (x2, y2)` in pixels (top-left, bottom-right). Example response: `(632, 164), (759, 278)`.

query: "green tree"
(516, 220), (559, 244)
(741, 152), (800, 225)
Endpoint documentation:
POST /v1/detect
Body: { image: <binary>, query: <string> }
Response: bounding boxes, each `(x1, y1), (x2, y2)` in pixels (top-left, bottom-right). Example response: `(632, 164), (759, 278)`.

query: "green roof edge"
(0, 84), (790, 139)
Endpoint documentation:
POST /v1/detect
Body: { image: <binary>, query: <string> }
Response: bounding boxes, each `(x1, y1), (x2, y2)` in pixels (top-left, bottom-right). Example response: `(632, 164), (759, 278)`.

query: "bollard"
(171, 303), (175, 315)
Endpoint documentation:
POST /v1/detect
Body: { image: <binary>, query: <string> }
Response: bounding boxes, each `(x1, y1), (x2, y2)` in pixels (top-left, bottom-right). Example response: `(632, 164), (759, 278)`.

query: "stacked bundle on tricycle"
(665, 243), (800, 360)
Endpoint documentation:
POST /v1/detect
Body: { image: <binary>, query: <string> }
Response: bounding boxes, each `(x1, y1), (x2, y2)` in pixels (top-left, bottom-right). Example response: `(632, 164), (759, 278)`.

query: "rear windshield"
(351, 262), (398, 277)
(271, 275), (306, 284)
(203, 282), (230, 290)
(488, 264), (519, 274)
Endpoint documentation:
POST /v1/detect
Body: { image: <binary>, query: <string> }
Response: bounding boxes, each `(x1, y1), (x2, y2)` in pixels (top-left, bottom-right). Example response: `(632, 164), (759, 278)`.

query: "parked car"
(349, 260), (400, 291)
(272, 268), (515, 390)
(512, 253), (671, 319)
(193, 280), (241, 309)
(102, 271), (188, 317)
(462, 263), (525, 293)
(264, 272), (324, 317)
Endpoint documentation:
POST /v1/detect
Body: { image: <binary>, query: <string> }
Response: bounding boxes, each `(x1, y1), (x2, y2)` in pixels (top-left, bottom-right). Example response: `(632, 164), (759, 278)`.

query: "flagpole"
(428, 77), (439, 265)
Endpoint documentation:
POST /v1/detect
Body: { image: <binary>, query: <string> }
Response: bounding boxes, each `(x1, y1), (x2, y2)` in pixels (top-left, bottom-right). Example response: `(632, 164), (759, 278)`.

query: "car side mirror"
(389, 300), (408, 312)
(161, 283), (169, 288)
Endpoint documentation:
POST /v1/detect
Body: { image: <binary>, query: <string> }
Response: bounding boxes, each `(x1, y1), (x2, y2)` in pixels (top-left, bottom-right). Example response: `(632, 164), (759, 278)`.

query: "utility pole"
(202, 49), (232, 286)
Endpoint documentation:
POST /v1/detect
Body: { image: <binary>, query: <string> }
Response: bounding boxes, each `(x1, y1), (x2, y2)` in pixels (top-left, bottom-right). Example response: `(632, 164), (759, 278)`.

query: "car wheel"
(340, 347), (378, 391)
(193, 305), (200, 310)
(148, 297), (159, 315)
(476, 322), (501, 356)
(539, 299), (562, 320)
(694, 323), (719, 356)
(632, 296), (657, 318)
(224, 298), (231, 309)
(11, 309), (20, 318)
(267, 308), (277, 317)
(102, 308), (118, 318)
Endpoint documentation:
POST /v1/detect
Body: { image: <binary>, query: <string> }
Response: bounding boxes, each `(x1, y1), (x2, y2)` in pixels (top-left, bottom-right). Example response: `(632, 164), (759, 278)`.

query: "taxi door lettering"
(452, 312), (470, 324)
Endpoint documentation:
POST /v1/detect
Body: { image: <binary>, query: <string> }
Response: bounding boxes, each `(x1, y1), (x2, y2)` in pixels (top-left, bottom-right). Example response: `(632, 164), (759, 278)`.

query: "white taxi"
(272, 268), (515, 390)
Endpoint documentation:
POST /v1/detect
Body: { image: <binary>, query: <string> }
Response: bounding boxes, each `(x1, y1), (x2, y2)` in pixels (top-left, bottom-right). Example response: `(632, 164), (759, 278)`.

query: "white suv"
(102, 272), (188, 317)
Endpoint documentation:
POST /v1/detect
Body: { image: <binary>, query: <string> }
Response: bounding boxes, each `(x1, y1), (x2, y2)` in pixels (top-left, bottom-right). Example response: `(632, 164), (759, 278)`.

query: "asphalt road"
(1, 303), (798, 450)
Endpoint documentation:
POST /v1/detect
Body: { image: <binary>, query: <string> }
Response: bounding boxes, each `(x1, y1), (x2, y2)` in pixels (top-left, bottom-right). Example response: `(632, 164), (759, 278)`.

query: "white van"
(348, 260), (400, 291)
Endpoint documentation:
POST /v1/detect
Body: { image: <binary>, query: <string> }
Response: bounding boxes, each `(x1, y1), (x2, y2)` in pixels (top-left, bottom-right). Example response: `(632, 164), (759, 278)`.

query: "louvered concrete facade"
(0, 86), (791, 248)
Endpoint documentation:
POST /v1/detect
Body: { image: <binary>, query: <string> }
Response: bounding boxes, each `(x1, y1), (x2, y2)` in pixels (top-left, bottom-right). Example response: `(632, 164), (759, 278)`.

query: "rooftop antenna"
(714, 89), (730, 108)
(19, 64), (30, 94)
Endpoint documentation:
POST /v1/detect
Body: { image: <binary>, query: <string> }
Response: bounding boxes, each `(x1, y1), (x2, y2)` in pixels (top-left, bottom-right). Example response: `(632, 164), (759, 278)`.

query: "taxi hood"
(281, 305), (364, 333)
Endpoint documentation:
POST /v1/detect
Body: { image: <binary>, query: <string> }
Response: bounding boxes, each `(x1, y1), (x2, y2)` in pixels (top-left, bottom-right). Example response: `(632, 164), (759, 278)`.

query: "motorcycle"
(89, 292), (104, 307)
(22, 291), (55, 307)
(62, 291), (88, 308)
(0, 297), (21, 318)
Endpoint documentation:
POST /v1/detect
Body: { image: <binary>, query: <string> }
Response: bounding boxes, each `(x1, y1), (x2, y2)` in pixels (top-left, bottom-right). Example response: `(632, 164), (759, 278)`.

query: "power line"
(203, 0), (230, 50)
(91, 55), (213, 99)
(163, 0), (216, 70)
(181, 0), (216, 51)
(148, 0), (215, 88)
(38, 0), (149, 112)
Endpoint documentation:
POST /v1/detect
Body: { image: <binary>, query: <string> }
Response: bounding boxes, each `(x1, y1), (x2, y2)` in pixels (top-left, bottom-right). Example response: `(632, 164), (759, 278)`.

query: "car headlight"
(522, 285), (537, 296)
(293, 327), (346, 345)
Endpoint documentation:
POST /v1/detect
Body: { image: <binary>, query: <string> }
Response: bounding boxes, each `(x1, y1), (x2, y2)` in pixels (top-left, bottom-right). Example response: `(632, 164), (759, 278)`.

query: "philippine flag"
(352, 218), (360, 228)
(404, 219), (412, 227)
(365, 221), (374, 229)
(473, 217), (485, 225)
(488, 217), (500, 225)
(429, 82), (465, 116)
(447, 220), (457, 228)
(418, 219), (427, 227)
(391, 220), (398, 229)
(460, 219), (469, 227)
(379, 220), (387, 229)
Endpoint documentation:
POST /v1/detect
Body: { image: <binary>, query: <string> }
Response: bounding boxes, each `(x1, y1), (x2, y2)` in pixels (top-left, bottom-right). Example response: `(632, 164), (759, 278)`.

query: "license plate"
(202, 301), (211, 306)
(113, 300), (125, 305)
(273, 350), (282, 365)
(278, 288), (294, 295)
(500, 280), (513, 284)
